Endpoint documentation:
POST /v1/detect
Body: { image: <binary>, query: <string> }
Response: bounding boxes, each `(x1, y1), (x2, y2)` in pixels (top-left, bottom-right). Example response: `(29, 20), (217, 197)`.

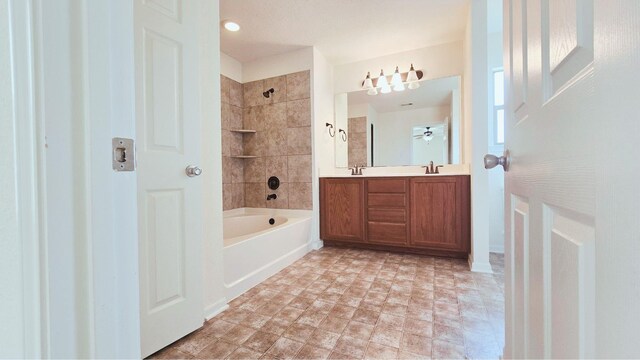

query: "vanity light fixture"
(392, 66), (405, 92)
(377, 69), (391, 94)
(362, 65), (423, 95)
(407, 64), (420, 90)
(363, 72), (378, 95)
(222, 20), (241, 32)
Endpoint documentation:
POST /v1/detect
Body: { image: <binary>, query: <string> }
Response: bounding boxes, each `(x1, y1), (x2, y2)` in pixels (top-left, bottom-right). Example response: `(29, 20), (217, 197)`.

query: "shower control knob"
(185, 165), (202, 177)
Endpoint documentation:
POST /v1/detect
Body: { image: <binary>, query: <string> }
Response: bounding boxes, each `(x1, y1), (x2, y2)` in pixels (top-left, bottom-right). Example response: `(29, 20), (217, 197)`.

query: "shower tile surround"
(348, 117), (367, 167)
(221, 71), (312, 210)
(149, 249), (505, 360)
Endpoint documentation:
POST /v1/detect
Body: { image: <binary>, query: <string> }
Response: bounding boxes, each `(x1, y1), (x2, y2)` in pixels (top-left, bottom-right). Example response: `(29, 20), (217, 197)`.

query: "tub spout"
(267, 193), (277, 200)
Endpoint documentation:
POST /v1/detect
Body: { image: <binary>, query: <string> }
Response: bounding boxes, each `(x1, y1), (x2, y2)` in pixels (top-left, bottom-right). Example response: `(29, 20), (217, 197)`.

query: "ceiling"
(219, 0), (470, 65)
(348, 76), (459, 114)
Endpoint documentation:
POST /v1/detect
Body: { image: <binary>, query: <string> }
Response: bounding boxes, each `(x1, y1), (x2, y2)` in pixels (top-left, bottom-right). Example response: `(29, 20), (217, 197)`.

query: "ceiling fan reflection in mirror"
(414, 127), (434, 142)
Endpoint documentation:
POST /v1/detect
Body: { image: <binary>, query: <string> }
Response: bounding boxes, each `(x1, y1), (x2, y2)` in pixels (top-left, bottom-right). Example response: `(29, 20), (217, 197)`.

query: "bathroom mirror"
(334, 75), (462, 168)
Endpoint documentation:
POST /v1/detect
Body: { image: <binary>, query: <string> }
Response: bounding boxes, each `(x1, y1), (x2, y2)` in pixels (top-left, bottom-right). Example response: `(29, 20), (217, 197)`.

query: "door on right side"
(504, 0), (640, 358)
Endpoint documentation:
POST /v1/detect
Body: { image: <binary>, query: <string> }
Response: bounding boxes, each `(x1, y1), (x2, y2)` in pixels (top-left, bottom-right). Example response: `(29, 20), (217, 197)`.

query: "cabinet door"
(410, 177), (470, 253)
(320, 178), (365, 242)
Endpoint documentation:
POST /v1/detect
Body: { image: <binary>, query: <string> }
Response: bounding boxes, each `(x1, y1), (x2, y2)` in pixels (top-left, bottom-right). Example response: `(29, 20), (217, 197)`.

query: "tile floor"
(150, 248), (505, 360)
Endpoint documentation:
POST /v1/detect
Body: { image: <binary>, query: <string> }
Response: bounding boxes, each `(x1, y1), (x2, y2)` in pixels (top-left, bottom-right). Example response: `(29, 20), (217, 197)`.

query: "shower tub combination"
(223, 208), (313, 301)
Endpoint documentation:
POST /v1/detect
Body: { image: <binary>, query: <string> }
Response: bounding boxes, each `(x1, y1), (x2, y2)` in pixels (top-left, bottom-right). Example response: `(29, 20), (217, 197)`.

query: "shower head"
(263, 88), (275, 98)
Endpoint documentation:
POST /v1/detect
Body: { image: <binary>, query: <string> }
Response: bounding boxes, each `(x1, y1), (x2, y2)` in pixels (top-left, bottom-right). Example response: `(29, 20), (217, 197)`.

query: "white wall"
(334, 41), (464, 95)
(334, 93), (348, 168)
(464, 0), (492, 273)
(374, 106), (450, 166)
(311, 47), (335, 248)
(243, 47), (314, 83)
(221, 52), (242, 82)
(201, 1), (227, 320)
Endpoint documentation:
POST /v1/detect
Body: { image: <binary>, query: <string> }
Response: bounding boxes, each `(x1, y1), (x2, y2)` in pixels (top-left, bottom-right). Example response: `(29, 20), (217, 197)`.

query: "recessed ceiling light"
(222, 20), (240, 32)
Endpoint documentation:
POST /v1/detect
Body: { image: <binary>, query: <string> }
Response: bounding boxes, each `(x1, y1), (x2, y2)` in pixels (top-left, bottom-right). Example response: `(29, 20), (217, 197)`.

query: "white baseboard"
(203, 298), (229, 321)
(310, 239), (324, 250)
(490, 244), (505, 253)
(468, 255), (494, 273)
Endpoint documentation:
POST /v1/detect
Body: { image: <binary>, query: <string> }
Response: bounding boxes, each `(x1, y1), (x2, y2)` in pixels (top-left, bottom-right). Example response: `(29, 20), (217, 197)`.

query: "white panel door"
(504, 0), (640, 358)
(135, 0), (204, 357)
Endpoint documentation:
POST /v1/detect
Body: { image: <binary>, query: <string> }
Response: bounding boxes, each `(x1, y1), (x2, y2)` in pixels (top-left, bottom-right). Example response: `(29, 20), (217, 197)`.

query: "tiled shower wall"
(221, 75), (245, 210)
(243, 71), (312, 210)
(348, 116), (367, 167)
(220, 71), (312, 211)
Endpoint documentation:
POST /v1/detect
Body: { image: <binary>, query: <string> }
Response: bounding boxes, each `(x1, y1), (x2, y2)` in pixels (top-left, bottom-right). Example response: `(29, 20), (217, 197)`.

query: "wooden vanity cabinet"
(319, 178), (365, 242)
(320, 175), (470, 258)
(409, 176), (470, 256)
(365, 178), (409, 247)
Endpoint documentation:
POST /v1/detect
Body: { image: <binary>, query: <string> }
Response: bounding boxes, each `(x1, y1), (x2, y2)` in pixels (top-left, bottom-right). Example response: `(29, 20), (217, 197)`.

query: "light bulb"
(392, 67), (405, 92)
(367, 87), (378, 96)
(408, 81), (420, 90)
(377, 69), (390, 93)
(363, 72), (374, 90)
(223, 21), (241, 32)
(406, 64), (419, 82)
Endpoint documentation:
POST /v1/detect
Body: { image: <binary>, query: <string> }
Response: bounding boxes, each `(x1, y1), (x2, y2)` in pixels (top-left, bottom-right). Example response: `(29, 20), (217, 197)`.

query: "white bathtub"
(223, 208), (313, 301)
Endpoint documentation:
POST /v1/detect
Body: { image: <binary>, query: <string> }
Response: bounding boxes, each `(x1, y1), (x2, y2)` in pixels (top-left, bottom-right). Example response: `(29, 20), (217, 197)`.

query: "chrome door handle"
(484, 150), (510, 171)
(185, 165), (202, 177)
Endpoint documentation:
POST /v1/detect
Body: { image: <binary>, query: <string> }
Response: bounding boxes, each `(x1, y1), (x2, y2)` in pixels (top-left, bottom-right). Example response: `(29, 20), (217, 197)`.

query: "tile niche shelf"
(229, 129), (257, 159)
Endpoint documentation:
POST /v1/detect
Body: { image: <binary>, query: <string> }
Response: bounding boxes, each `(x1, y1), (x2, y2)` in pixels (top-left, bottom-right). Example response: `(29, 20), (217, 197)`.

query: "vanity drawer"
(368, 208), (406, 223)
(367, 179), (407, 193)
(367, 222), (408, 244)
(368, 193), (406, 207)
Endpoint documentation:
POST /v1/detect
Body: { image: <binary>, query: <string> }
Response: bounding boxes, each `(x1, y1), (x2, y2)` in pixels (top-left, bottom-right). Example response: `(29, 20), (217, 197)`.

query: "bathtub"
(223, 208), (313, 301)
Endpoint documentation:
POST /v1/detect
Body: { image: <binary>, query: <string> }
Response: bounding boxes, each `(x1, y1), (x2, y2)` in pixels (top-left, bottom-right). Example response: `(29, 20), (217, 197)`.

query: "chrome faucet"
(423, 161), (443, 174)
(349, 164), (366, 175)
(266, 193), (277, 200)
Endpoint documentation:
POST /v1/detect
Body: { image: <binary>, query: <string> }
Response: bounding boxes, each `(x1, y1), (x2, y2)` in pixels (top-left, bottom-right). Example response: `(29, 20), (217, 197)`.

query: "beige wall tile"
(265, 156), (288, 183)
(286, 70), (310, 101)
(349, 117), (367, 133)
(223, 183), (233, 210)
(232, 183), (245, 209)
(266, 183), (288, 209)
(287, 99), (311, 127)
(245, 183), (266, 208)
(229, 79), (243, 108)
(287, 126), (312, 155)
(221, 75), (230, 105)
(244, 157), (266, 183)
(222, 102), (232, 130)
(230, 132), (244, 156)
(263, 103), (287, 129)
(349, 131), (367, 151)
(231, 158), (244, 184)
(287, 155), (312, 183)
(243, 132), (263, 156)
(222, 156), (233, 184)
(263, 75), (287, 104)
(230, 105), (243, 130)
(289, 182), (312, 210)
(221, 130), (231, 157)
(243, 80), (265, 108)
(349, 147), (367, 167)
(265, 128), (288, 156)
(243, 106), (265, 131)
